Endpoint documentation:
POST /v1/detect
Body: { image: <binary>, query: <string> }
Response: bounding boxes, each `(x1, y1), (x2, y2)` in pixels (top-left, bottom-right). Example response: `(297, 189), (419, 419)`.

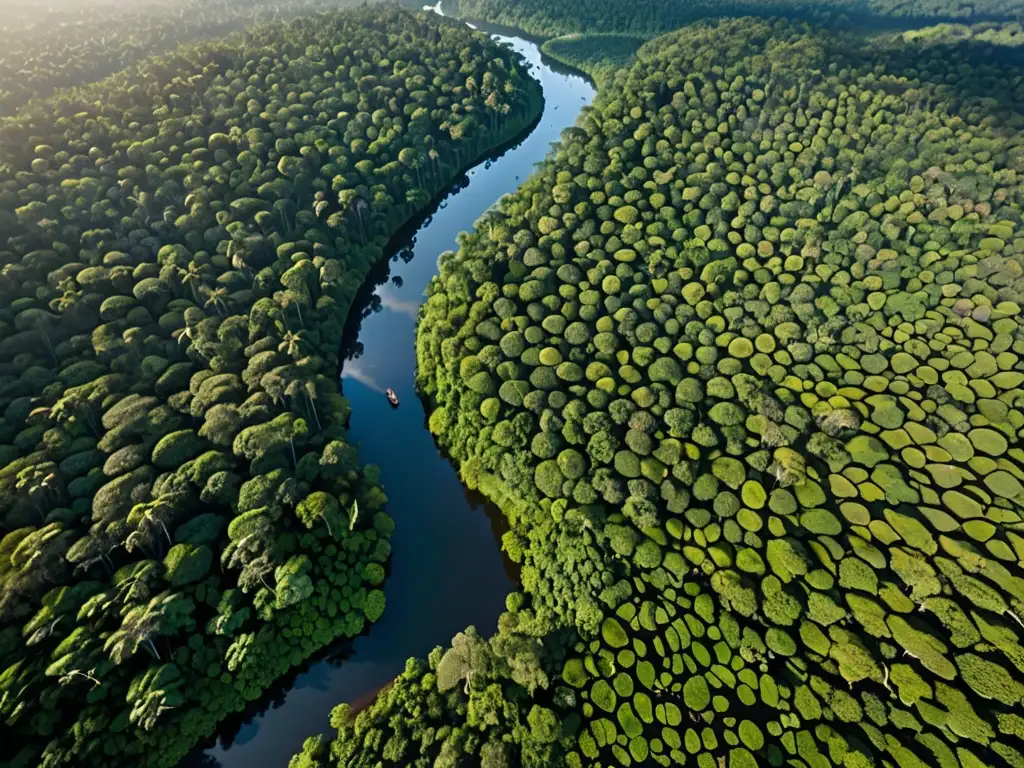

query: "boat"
(386, 387), (399, 407)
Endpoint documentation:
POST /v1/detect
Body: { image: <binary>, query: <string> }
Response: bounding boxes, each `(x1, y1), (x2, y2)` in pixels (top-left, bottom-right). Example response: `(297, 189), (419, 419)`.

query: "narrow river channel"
(184, 13), (596, 768)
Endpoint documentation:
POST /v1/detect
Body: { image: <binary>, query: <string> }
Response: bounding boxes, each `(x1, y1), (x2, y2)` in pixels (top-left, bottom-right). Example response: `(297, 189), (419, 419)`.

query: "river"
(183, 12), (595, 768)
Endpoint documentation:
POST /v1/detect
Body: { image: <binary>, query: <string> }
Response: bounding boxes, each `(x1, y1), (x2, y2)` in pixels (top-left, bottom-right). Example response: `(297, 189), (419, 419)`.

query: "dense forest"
(0, 6), (540, 766)
(539, 35), (646, 89)
(448, 0), (1024, 39)
(899, 19), (1024, 42)
(293, 13), (1024, 768)
(4, 0), (1024, 767)
(0, 0), (385, 116)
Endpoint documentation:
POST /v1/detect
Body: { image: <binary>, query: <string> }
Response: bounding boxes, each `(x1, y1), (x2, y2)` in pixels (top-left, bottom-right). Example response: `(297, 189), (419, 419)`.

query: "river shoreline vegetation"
(294, 3), (1024, 768)
(0, 5), (541, 766)
(538, 35), (646, 90)
(445, 0), (1024, 39)
(5, 0), (1024, 767)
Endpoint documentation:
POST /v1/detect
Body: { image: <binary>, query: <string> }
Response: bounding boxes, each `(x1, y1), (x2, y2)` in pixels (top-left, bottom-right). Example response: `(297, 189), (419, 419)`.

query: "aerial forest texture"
(4, 0), (1024, 768)
(449, 0), (1024, 38)
(0, 0), (391, 116)
(309, 8), (1024, 768)
(0, 5), (539, 766)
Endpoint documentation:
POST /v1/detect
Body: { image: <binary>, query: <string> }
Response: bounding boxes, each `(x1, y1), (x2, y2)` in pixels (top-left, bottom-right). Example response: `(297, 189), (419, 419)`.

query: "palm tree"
(228, 240), (251, 280)
(104, 604), (161, 664)
(126, 494), (180, 557)
(278, 330), (305, 361)
(131, 689), (177, 731)
(181, 261), (208, 303)
(176, 324), (195, 351)
(222, 518), (274, 574)
(204, 286), (229, 316)
(283, 417), (306, 469)
(58, 668), (102, 689)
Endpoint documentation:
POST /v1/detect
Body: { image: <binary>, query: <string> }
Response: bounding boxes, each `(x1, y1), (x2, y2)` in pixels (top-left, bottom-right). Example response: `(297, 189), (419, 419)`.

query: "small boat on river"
(386, 388), (399, 407)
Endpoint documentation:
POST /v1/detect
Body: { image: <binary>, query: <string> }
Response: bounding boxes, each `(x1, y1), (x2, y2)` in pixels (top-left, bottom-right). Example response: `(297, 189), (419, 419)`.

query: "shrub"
(466, 370), (497, 395)
(683, 676), (710, 711)
(151, 429), (205, 469)
(563, 658), (589, 688)
(592, 679), (617, 712)
(601, 617), (629, 648)
(648, 357), (682, 384)
(364, 590), (386, 622)
(558, 449), (587, 479)
(535, 459), (565, 498)
(163, 543), (213, 587)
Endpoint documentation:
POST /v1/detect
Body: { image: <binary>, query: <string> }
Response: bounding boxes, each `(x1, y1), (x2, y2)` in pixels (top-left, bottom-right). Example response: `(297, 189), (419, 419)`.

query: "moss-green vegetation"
(541, 34), (646, 86)
(0, 6), (541, 766)
(0, 0), (384, 117)
(312, 14), (1024, 768)
(451, 0), (1024, 39)
(901, 20), (1024, 46)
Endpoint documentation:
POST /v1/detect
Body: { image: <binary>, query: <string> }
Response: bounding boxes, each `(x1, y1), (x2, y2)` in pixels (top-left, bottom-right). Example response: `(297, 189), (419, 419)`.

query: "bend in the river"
(183, 14), (595, 768)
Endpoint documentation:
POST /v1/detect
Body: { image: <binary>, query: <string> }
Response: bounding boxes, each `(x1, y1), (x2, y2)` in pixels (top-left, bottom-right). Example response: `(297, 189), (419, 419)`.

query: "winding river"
(184, 13), (595, 768)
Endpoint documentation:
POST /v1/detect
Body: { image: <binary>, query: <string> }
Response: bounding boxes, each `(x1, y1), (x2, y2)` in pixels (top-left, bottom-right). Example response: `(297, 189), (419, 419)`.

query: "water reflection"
(376, 284), (420, 320)
(183, 19), (595, 768)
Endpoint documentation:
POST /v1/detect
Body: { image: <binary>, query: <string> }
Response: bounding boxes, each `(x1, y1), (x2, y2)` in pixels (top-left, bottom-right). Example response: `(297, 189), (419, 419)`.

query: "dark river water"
(184, 14), (595, 768)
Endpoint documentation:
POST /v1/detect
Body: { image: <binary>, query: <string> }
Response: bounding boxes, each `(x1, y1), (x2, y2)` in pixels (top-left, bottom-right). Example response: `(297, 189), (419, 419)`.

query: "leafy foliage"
(0, 0), (385, 116)
(540, 34), (646, 87)
(0, 6), (540, 766)
(451, 0), (1024, 39)
(328, 15), (1024, 768)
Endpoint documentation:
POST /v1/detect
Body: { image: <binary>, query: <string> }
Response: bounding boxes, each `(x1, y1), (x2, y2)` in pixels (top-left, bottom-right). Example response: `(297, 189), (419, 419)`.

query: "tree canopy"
(299, 14), (1024, 768)
(451, 0), (1024, 39)
(0, 6), (540, 766)
(0, 0), (394, 117)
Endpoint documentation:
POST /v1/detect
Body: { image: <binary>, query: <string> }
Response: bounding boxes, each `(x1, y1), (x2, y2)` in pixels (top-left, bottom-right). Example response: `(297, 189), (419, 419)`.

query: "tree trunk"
(158, 520), (172, 548)
(306, 392), (322, 431)
(37, 323), (59, 366)
(260, 573), (278, 597)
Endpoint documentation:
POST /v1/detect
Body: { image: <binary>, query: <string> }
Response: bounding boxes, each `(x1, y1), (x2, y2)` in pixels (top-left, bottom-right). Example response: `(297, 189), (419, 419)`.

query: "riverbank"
(182, 19), (595, 768)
